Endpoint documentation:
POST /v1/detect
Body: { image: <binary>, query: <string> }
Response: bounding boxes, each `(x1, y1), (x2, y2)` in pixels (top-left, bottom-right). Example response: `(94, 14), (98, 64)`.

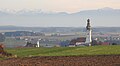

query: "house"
(101, 42), (110, 45)
(24, 39), (39, 47)
(69, 37), (86, 47)
(25, 42), (37, 47)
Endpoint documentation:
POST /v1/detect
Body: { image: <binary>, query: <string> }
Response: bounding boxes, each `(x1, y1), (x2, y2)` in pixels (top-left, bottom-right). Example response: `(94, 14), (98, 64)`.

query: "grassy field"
(3, 45), (120, 57)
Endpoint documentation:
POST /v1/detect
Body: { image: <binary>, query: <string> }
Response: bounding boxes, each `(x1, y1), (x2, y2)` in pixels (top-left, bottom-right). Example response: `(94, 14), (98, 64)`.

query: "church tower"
(85, 19), (92, 46)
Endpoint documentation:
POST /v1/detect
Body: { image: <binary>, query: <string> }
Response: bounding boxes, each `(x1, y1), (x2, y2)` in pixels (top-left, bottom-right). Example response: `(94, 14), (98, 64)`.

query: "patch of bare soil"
(0, 55), (120, 66)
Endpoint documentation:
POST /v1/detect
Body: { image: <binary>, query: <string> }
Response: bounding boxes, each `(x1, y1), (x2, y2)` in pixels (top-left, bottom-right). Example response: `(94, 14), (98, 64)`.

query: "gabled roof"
(69, 37), (86, 45)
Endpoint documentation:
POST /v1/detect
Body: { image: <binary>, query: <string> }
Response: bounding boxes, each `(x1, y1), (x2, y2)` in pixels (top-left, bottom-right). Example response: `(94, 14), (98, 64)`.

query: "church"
(69, 19), (92, 47)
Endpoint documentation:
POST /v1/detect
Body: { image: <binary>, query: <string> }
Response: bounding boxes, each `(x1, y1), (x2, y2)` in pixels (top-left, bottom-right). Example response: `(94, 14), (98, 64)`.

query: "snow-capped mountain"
(0, 7), (119, 16)
(0, 7), (120, 27)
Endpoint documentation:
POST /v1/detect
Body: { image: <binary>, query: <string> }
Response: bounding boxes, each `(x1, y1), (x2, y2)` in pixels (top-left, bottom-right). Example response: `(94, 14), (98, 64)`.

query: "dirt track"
(0, 55), (120, 66)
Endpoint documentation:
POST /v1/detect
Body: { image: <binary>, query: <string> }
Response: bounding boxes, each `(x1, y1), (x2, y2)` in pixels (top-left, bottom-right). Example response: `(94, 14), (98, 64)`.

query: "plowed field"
(0, 55), (120, 66)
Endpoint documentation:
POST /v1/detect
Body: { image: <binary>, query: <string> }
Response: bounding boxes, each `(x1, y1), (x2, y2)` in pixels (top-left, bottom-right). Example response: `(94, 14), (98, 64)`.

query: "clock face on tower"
(87, 32), (89, 35)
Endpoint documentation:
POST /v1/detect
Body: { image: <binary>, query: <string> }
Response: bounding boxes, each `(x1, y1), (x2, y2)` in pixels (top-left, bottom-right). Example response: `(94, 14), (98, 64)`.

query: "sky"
(0, 0), (120, 13)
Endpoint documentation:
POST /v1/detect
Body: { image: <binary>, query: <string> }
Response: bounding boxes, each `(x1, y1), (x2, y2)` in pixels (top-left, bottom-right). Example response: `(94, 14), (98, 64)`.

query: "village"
(0, 19), (120, 49)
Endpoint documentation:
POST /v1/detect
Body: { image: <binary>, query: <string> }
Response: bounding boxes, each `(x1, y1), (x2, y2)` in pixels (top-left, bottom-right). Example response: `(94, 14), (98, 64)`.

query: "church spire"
(86, 19), (91, 31)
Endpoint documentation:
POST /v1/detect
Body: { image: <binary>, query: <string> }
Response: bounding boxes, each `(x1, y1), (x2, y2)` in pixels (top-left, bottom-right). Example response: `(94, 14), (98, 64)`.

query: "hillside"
(1, 26), (120, 33)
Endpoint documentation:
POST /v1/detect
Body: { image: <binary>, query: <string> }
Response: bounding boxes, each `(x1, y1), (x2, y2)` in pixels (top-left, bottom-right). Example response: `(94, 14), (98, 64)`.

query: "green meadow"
(4, 45), (120, 57)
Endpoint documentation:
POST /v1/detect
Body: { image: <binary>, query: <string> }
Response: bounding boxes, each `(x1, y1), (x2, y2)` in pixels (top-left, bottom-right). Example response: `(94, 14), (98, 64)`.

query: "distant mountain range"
(0, 7), (119, 15)
(0, 7), (120, 27)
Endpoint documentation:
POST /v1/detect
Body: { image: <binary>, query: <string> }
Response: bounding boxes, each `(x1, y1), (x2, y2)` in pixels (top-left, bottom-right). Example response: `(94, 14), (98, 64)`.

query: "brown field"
(0, 55), (120, 66)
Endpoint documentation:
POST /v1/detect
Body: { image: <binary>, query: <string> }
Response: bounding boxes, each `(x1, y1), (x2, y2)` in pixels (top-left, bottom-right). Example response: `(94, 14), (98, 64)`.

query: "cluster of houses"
(1, 19), (120, 48)
(24, 19), (120, 48)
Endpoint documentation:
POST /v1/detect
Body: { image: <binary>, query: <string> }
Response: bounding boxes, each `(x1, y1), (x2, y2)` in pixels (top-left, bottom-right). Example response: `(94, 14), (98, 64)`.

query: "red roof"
(101, 42), (109, 45)
(70, 37), (86, 45)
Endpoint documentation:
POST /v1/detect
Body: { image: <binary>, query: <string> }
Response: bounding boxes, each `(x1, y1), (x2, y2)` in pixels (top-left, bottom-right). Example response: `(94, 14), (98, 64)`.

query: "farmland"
(0, 45), (120, 66)
(5, 45), (120, 57)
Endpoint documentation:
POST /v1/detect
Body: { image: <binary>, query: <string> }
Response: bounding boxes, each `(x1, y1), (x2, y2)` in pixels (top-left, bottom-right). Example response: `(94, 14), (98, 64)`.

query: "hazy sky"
(0, 0), (120, 13)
